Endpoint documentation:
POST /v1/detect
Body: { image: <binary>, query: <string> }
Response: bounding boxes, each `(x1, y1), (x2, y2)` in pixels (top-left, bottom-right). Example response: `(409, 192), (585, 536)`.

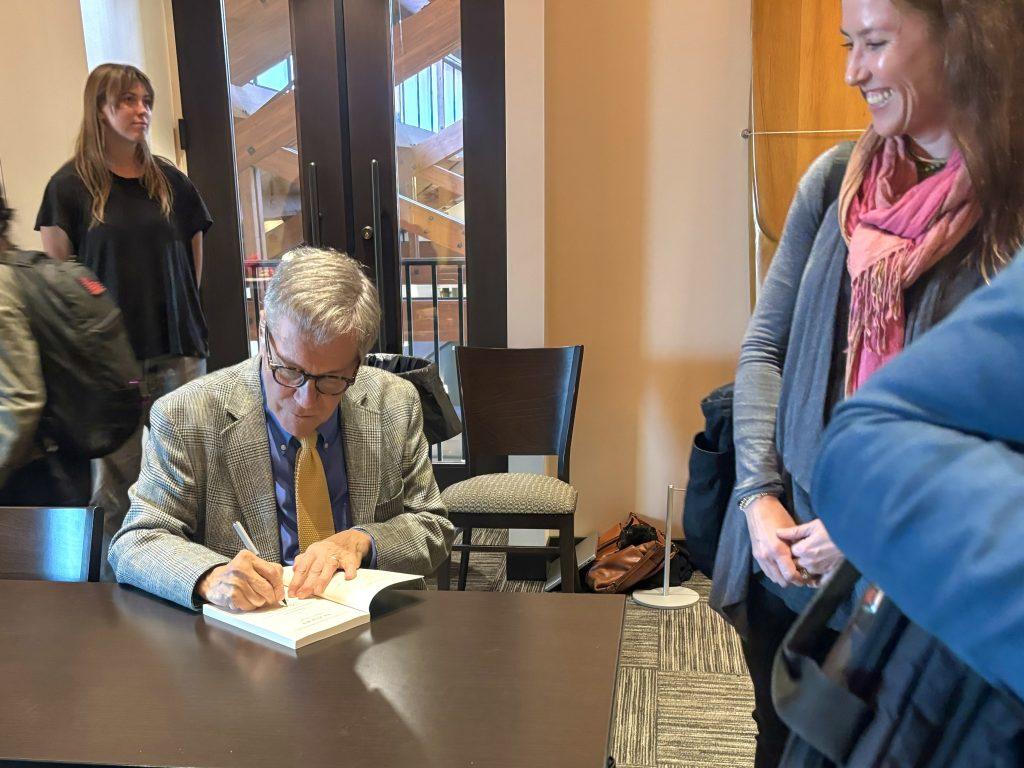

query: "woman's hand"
(743, 495), (809, 588)
(776, 519), (843, 583)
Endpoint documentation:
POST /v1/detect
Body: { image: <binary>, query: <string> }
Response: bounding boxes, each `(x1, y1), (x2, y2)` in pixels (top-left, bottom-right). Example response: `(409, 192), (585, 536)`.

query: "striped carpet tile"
(610, 666), (659, 767)
(619, 601), (662, 667)
(655, 671), (757, 767)
(660, 600), (747, 676)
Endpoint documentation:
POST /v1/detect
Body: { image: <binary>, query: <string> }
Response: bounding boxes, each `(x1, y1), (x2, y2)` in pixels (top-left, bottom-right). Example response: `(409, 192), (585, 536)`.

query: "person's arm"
(0, 272), (45, 486)
(733, 148), (844, 586)
(39, 226), (73, 261)
(174, 169), (211, 287)
(108, 394), (232, 610)
(734, 147), (843, 501)
(191, 231), (203, 287)
(35, 171), (80, 260)
(113, 394), (285, 612)
(812, 254), (1024, 700)
(356, 383), (455, 576)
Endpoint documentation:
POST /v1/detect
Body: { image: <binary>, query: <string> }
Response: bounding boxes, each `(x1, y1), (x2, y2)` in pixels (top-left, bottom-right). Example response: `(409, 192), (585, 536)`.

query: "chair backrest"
(455, 346), (584, 482)
(437, 341), (460, 410)
(0, 506), (104, 582)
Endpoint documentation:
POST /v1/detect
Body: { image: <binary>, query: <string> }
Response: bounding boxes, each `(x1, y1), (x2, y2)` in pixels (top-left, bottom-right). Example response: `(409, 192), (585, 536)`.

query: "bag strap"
(824, 141), (855, 210)
(0, 249), (45, 268)
(771, 560), (870, 765)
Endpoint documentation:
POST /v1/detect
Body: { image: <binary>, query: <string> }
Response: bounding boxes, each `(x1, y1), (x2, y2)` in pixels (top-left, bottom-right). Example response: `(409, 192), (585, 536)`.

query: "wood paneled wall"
(751, 0), (870, 282)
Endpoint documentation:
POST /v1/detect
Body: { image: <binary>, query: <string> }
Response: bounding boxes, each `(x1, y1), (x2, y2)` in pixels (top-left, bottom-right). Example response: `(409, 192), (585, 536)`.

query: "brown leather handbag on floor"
(586, 514), (675, 593)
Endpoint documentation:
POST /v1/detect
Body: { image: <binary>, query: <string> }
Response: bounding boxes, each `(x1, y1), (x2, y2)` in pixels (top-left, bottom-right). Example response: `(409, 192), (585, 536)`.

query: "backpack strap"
(771, 560), (871, 765)
(824, 141), (855, 210)
(0, 249), (46, 268)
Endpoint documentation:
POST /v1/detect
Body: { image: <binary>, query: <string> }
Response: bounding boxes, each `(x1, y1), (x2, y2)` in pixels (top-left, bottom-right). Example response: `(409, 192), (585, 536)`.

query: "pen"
(232, 520), (288, 606)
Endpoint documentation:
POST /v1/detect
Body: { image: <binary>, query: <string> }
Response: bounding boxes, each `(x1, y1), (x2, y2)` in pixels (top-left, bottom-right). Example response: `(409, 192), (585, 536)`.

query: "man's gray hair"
(263, 246), (381, 355)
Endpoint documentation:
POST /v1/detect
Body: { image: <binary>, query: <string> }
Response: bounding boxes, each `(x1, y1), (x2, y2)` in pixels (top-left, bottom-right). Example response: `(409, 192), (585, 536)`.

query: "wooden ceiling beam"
(393, 0), (461, 83)
(415, 164), (464, 197)
(410, 119), (463, 172)
(265, 214), (304, 259)
(234, 89), (297, 172)
(225, 0), (292, 87)
(257, 147), (300, 185)
(399, 195), (465, 256)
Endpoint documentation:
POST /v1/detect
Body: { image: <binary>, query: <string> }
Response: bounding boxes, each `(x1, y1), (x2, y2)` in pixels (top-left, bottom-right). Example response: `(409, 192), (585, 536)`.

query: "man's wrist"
(739, 492), (776, 512)
(327, 529), (373, 558)
(350, 528), (375, 563)
(194, 564), (221, 603)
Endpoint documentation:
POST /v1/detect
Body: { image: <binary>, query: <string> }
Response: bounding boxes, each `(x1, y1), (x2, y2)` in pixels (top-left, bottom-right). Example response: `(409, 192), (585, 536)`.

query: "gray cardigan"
(710, 146), (984, 633)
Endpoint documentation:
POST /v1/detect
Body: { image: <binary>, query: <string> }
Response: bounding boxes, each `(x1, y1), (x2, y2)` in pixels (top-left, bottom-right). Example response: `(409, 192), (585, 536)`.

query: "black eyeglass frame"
(263, 326), (359, 396)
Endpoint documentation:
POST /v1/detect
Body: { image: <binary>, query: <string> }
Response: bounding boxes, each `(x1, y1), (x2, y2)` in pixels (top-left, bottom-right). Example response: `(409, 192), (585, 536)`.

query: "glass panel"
(390, 0), (467, 463)
(224, 0), (304, 356)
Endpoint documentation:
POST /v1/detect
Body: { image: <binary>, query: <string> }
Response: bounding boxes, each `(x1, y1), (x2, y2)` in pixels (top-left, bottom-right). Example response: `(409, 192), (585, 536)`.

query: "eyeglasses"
(263, 326), (358, 396)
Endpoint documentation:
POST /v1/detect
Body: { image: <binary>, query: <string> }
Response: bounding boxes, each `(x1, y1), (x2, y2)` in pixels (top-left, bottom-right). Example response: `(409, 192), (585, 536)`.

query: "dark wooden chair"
(438, 346), (584, 592)
(0, 506), (105, 582)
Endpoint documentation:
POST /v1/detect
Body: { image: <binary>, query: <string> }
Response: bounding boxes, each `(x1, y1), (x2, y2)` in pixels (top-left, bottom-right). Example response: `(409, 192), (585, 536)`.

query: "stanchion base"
(631, 586), (700, 610)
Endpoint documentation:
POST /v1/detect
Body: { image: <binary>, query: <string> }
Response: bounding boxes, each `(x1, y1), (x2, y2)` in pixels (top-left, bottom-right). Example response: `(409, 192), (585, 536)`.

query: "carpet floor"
(425, 530), (756, 767)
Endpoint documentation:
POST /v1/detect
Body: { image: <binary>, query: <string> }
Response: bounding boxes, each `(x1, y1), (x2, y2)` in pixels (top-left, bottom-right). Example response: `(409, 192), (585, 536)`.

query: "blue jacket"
(812, 253), (1024, 701)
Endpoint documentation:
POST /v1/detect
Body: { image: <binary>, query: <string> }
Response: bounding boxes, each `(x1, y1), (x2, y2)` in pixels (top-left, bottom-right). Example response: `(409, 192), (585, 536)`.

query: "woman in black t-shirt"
(35, 63), (212, 578)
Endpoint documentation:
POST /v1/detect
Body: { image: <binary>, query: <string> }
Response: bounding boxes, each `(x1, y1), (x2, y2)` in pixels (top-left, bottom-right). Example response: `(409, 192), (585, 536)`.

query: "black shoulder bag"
(774, 561), (1024, 768)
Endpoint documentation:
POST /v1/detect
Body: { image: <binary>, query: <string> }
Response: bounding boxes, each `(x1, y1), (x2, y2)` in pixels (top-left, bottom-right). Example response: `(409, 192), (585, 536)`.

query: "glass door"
(224, 0), (304, 356)
(390, 0), (467, 462)
(341, 0), (509, 480)
(173, 0), (508, 482)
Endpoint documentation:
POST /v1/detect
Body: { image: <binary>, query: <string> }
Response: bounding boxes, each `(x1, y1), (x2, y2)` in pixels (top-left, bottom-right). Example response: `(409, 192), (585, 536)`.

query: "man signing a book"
(109, 247), (455, 610)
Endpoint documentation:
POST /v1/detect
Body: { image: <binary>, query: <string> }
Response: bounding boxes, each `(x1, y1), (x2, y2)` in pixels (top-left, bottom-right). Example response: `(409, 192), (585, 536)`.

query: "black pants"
(0, 454), (91, 507)
(740, 578), (803, 768)
(741, 578), (841, 768)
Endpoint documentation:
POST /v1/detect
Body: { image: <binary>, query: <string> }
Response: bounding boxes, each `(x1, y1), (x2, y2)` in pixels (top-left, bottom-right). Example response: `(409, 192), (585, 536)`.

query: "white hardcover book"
(202, 567), (423, 649)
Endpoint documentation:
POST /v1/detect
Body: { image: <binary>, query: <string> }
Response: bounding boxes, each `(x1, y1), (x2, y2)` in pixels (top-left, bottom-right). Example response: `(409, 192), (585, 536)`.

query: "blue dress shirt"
(263, 400), (376, 566)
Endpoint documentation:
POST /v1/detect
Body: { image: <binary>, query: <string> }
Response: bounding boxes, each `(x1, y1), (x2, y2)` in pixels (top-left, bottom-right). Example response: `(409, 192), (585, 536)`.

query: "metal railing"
(401, 257), (467, 463)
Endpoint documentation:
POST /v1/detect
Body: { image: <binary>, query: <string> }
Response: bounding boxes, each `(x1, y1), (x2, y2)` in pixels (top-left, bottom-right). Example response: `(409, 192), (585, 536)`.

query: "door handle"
(370, 158), (385, 351)
(306, 161), (321, 246)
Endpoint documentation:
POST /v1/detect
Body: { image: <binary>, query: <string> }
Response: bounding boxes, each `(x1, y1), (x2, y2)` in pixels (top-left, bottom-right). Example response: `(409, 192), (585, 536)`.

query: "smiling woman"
(841, 0), (952, 157)
(33, 63), (213, 579)
(711, 1), (1024, 765)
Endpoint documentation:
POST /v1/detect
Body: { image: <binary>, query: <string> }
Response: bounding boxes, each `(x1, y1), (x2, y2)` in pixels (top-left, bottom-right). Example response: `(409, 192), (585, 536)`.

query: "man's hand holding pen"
(196, 549), (287, 612)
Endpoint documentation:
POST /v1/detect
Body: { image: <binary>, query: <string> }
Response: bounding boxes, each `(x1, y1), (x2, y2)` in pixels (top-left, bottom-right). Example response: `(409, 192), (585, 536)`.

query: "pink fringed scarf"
(837, 129), (980, 394)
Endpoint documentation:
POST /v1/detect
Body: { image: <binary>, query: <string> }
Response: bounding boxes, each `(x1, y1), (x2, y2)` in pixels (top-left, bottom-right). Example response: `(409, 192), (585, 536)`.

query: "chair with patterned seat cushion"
(438, 345), (584, 592)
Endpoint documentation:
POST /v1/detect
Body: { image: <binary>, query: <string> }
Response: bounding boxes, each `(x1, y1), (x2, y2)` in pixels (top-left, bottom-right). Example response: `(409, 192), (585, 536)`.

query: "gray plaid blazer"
(109, 356), (454, 609)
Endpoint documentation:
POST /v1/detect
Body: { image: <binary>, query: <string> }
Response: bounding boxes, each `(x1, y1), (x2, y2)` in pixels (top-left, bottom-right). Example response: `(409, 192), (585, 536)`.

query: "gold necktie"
(296, 434), (334, 553)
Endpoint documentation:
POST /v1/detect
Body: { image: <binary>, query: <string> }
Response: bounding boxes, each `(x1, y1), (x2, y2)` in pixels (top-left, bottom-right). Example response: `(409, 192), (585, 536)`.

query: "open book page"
(282, 566), (424, 613)
(203, 599), (367, 649)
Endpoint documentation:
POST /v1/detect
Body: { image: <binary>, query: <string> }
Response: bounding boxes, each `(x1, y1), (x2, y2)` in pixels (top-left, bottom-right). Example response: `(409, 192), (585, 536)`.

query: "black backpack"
(683, 382), (734, 577)
(774, 561), (1024, 767)
(1, 250), (143, 458)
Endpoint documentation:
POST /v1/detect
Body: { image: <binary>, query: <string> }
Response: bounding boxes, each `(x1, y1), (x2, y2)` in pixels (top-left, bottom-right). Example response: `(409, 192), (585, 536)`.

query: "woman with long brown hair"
(710, 0), (1024, 765)
(35, 63), (211, 577)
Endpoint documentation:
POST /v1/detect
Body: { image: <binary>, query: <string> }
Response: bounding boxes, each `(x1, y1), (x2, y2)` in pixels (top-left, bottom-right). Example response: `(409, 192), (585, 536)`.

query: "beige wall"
(505, 0), (548, 512)
(506, 0), (545, 350)
(0, 1), (89, 251)
(546, 0), (753, 532)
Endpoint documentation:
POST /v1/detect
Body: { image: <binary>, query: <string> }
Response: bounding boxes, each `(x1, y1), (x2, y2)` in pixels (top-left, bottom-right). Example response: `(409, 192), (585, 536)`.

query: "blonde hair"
(74, 63), (172, 227)
(264, 247), (382, 357)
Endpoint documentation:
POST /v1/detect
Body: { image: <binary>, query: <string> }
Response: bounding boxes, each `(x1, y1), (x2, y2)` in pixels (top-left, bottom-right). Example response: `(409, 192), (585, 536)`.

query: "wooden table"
(0, 583), (624, 768)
